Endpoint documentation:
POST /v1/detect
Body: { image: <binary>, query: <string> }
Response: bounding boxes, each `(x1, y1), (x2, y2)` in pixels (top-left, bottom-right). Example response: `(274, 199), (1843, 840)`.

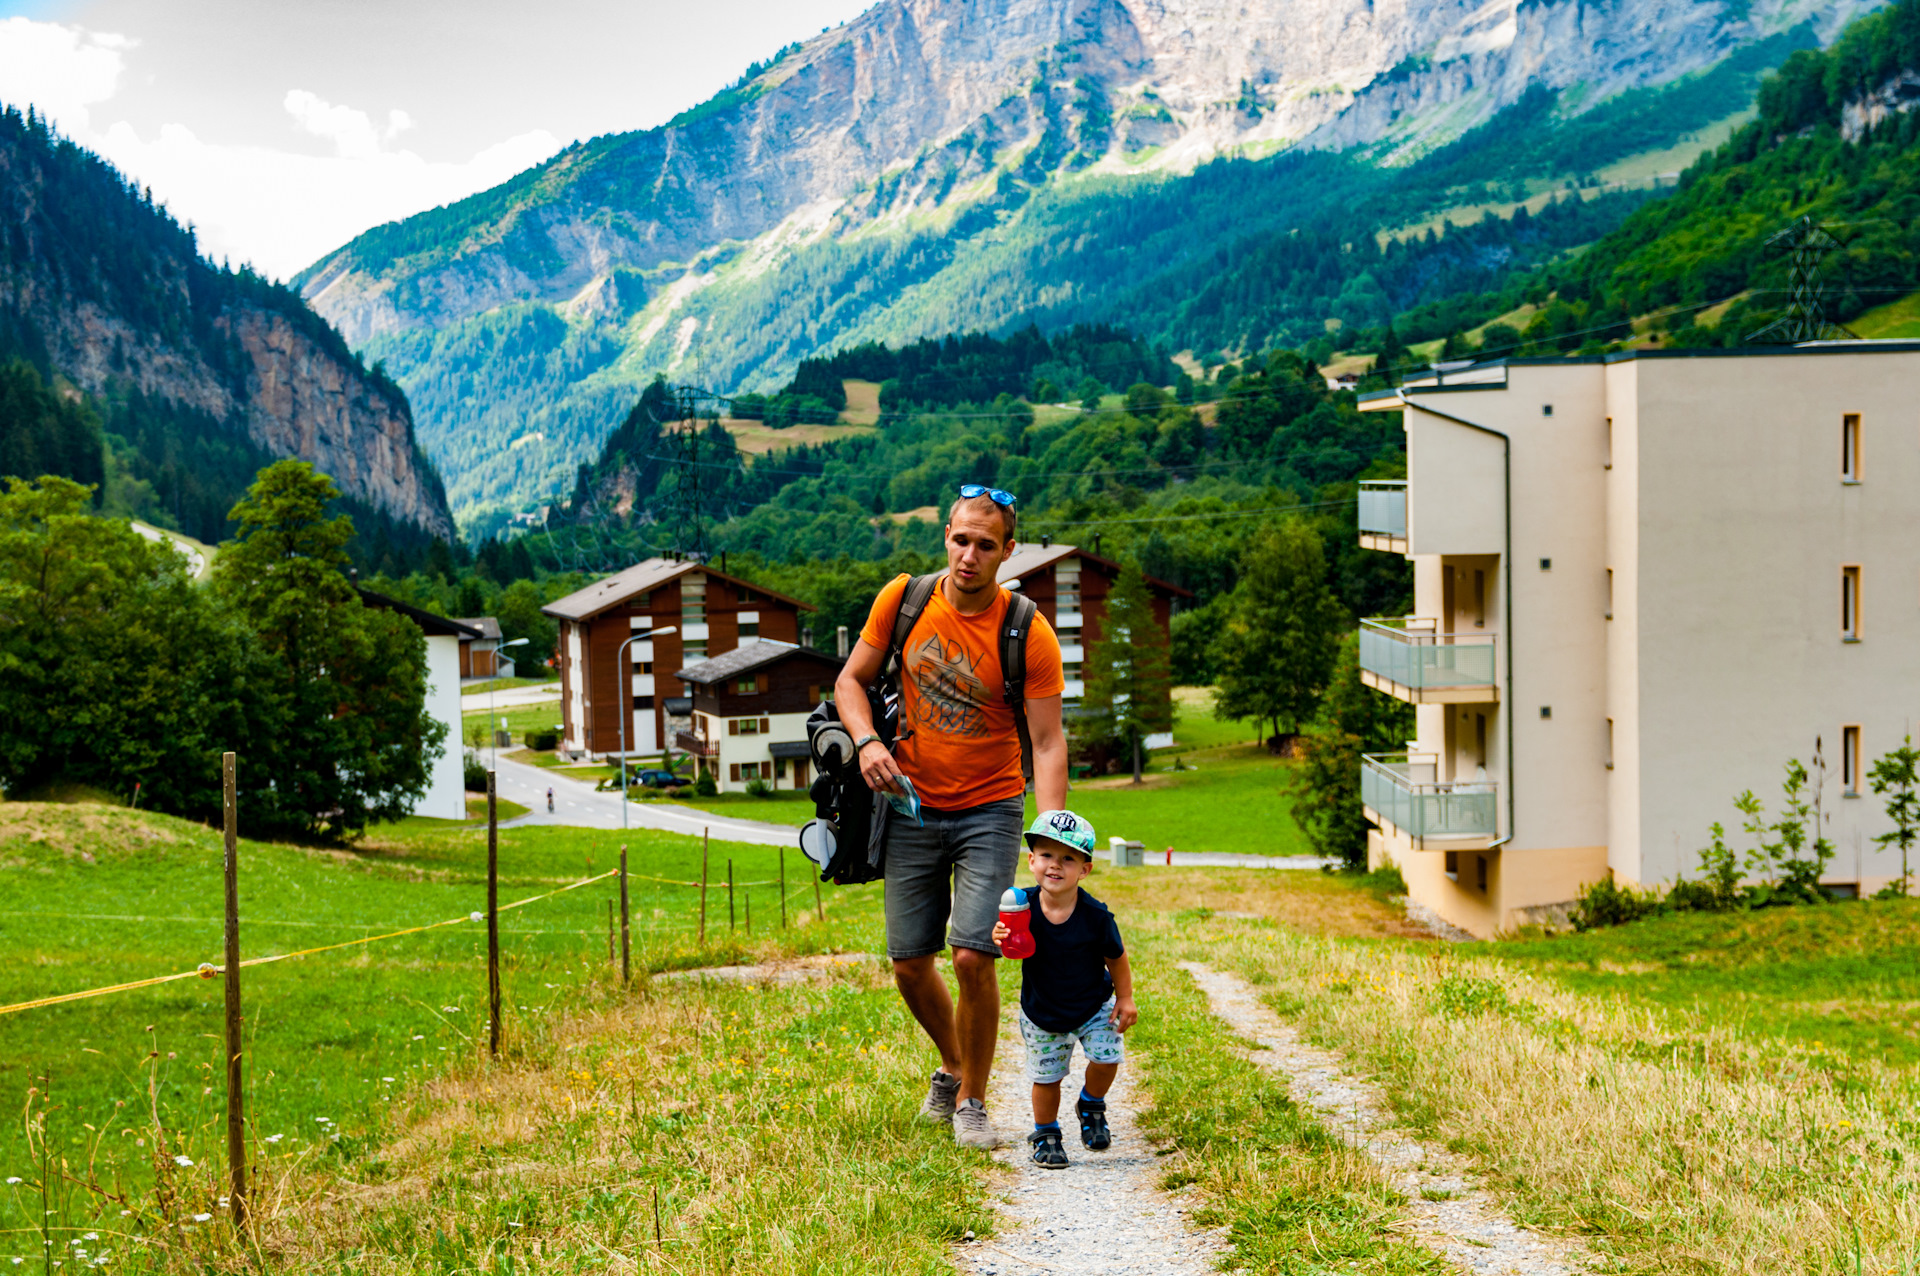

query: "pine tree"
(1083, 563), (1174, 784)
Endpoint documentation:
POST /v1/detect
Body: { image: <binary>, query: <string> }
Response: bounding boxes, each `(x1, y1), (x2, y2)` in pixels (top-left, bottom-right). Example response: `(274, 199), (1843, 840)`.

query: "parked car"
(633, 768), (691, 789)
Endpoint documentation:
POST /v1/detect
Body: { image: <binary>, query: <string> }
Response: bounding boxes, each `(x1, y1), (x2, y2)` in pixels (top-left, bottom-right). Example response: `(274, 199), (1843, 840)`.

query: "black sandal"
(1028, 1127), (1069, 1169)
(1076, 1096), (1111, 1150)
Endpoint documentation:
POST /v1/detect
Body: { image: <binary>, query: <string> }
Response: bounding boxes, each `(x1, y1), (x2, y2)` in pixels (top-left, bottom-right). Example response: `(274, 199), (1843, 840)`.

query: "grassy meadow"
(6, 789), (1915, 1275)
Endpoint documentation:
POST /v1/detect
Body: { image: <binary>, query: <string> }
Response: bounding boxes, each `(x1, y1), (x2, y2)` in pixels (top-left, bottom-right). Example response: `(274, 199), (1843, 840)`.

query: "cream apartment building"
(1355, 344), (1920, 937)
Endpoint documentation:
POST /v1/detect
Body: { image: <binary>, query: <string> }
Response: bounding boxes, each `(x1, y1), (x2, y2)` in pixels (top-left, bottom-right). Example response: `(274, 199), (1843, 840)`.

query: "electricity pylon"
(1746, 216), (1858, 344)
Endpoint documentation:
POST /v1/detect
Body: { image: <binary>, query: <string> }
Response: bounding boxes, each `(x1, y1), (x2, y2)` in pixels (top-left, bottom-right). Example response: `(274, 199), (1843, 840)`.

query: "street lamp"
(489, 637), (531, 771)
(618, 625), (677, 831)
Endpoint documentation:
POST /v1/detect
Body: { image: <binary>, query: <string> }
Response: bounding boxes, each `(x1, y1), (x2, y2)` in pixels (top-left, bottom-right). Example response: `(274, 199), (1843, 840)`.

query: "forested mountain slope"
(297, 0), (1876, 532)
(0, 108), (453, 544)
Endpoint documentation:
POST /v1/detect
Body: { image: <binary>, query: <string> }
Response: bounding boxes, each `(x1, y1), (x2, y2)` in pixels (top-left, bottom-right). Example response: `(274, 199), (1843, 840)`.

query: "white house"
(360, 589), (479, 820)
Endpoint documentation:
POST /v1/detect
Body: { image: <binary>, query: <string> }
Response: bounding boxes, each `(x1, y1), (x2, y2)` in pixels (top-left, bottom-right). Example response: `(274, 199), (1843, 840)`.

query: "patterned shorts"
(1017, 996), (1124, 1085)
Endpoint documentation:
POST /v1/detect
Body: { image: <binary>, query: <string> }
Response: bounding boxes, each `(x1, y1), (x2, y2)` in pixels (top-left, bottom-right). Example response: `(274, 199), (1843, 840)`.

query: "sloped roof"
(675, 639), (839, 686)
(358, 589), (483, 639)
(996, 543), (1193, 599)
(541, 556), (817, 623)
(454, 616), (503, 641)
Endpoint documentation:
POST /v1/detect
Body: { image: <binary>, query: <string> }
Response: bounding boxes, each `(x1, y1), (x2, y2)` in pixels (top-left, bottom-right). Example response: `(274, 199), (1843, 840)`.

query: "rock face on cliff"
(0, 108), (453, 540)
(299, 0), (1882, 530)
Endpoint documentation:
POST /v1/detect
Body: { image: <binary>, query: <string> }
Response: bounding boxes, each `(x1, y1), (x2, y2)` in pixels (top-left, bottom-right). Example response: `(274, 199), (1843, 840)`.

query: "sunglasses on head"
(958, 484), (1017, 506)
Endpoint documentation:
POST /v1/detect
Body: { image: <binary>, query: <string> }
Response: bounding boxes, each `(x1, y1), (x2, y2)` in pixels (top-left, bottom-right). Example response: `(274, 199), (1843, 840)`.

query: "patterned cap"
(1024, 809), (1096, 858)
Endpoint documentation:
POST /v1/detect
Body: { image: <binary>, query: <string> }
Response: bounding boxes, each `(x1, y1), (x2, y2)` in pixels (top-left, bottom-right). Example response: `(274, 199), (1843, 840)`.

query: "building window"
(1604, 416), (1613, 470)
(1842, 725), (1862, 795)
(684, 643), (708, 662)
(637, 661), (653, 675)
(740, 762), (762, 781)
(1057, 565), (1081, 613)
(1475, 854), (1488, 892)
(737, 677), (759, 695)
(1063, 662), (1083, 681)
(682, 574), (706, 623)
(1842, 565), (1862, 641)
(1605, 717), (1615, 770)
(1842, 413), (1861, 483)
(1605, 568), (1614, 620)
(1444, 850), (1459, 881)
(1472, 569), (1486, 628)
(740, 621), (759, 638)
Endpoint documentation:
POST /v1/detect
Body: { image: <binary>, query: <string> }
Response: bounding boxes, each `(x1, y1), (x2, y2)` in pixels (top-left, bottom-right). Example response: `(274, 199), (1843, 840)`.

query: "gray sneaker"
(918, 1070), (961, 1123)
(953, 1098), (999, 1149)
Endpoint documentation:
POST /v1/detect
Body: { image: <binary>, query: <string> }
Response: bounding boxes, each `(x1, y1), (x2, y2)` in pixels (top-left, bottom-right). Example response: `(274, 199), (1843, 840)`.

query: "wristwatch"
(853, 733), (882, 751)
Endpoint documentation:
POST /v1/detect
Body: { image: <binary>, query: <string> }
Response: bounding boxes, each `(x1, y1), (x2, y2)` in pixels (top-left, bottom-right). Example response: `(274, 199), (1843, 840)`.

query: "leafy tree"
(0, 361), (104, 493)
(0, 475), (271, 817)
(1286, 633), (1413, 866)
(1081, 563), (1174, 783)
(1213, 519), (1344, 746)
(1075, 376), (1107, 411)
(1870, 736), (1920, 897)
(1123, 382), (1169, 419)
(214, 460), (440, 837)
(497, 577), (558, 664)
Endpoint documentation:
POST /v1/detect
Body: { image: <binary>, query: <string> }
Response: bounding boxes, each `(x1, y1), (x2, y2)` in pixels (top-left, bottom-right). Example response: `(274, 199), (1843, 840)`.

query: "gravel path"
(1180, 962), (1592, 1276)
(952, 1028), (1229, 1276)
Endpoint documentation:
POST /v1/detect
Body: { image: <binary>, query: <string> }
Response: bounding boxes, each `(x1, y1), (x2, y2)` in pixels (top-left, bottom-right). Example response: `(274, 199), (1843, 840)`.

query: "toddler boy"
(991, 809), (1138, 1169)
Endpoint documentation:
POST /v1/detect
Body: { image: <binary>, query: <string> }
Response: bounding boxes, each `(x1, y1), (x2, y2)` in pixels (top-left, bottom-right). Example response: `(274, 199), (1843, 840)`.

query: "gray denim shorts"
(882, 795), (1025, 959)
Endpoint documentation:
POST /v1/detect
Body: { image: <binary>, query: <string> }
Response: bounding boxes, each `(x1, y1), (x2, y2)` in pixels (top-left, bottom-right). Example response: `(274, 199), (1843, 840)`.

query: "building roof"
(674, 639), (839, 685)
(997, 543), (1193, 599)
(358, 589), (483, 639)
(541, 556), (815, 623)
(454, 616), (503, 641)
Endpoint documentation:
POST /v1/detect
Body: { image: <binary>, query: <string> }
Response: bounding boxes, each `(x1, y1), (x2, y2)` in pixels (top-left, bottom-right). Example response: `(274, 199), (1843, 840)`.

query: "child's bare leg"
(1031, 1081), (1063, 1125)
(1083, 1061), (1118, 1099)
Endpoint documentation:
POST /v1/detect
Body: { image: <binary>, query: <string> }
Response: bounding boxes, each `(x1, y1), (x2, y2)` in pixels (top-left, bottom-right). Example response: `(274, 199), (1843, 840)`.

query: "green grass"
(1489, 898), (1920, 1070)
(0, 802), (866, 1254)
(461, 702), (566, 746)
(666, 790), (817, 827)
(1061, 740), (1310, 858)
(460, 674), (559, 697)
(1851, 289), (1920, 338)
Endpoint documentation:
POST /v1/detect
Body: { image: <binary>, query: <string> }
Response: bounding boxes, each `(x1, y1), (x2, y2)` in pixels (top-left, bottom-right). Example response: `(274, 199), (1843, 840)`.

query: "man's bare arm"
(834, 638), (907, 795)
(1025, 692), (1067, 811)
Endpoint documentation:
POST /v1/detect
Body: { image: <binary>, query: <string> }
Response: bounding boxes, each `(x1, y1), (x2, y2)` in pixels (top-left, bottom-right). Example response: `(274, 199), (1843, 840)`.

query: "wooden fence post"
(221, 753), (248, 1232)
(619, 843), (631, 985)
(699, 829), (709, 945)
(779, 848), (787, 930)
(487, 771), (501, 1059)
(607, 900), (615, 966)
(728, 859), (735, 932)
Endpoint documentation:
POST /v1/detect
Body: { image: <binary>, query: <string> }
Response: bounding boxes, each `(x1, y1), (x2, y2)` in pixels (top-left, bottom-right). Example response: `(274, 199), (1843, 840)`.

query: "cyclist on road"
(546, 787), (555, 814)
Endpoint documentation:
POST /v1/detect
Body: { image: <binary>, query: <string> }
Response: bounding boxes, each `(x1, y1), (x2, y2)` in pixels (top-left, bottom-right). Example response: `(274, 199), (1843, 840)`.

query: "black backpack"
(798, 574), (1038, 884)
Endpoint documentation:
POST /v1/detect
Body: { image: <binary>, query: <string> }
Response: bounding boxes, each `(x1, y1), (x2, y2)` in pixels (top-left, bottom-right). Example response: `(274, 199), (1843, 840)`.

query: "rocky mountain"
(0, 107), (454, 543)
(298, 0), (1883, 532)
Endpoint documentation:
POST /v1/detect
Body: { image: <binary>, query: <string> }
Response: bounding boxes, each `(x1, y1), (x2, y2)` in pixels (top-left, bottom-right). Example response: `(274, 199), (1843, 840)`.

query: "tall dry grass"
(1167, 915), (1920, 1275)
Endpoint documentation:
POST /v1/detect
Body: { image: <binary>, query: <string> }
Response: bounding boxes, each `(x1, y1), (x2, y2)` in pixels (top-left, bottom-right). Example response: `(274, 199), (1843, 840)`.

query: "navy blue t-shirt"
(1017, 886), (1126, 1033)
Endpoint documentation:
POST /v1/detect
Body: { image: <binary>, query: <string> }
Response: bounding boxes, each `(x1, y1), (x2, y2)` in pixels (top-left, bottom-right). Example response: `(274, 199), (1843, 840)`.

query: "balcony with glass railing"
(1358, 618), (1498, 703)
(1358, 480), (1407, 552)
(1362, 753), (1499, 848)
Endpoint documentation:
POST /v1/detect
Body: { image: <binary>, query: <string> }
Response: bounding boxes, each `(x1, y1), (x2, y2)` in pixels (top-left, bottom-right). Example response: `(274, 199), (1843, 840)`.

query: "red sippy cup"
(998, 888), (1036, 960)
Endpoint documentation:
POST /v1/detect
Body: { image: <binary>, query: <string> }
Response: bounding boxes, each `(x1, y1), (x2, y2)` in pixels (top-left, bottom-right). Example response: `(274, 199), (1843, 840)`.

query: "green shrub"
(745, 777), (774, 797)
(524, 728), (560, 752)
(462, 753), (487, 792)
(1431, 974), (1516, 1018)
(1570, 874), (1668, 931)
(695, 774), (717, 797)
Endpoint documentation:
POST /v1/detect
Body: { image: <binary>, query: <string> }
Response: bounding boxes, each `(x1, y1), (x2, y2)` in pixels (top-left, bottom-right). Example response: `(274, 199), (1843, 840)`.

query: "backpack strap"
(887, 574), (943, 682)
(1000, 591), (1038, 784)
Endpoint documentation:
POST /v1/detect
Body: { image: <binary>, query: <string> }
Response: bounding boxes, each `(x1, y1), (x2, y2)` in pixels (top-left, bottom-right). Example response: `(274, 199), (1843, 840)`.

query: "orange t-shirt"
(859, 573), (1064, 810)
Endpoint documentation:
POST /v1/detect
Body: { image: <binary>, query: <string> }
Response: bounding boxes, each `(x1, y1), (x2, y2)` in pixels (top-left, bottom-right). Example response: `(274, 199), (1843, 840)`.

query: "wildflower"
(172, 1155), (193, 1167)
(191, 1213), (211, 1223)
(381, 1077), (395, 1083)
(265, 1135), (283, 1144)
(4, 1177), (19, 1184)
(83, 1235), (97, 1242)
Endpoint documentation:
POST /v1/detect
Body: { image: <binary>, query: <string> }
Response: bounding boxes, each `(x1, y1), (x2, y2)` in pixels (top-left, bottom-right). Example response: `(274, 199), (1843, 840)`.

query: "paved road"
(460, 684), (564, 713)
(490, 753), (798, 847)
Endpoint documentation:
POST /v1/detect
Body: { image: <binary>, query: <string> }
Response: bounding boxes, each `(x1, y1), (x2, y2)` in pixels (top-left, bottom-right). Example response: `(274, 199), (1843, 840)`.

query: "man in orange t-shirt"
(834, 487), (1066, 1149)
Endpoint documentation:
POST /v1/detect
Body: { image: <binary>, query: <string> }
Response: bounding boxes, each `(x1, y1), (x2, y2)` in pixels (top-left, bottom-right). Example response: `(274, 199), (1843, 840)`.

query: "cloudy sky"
(0, 0), (874, 279)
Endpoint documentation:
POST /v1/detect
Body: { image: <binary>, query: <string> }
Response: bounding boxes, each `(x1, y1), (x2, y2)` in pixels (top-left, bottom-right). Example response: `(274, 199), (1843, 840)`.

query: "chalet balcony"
(1362, 753), (1499, 849)
(1358, 618), (1498, 704)
(674, 730), (718, 758)
(1358, 480), (1407, 553)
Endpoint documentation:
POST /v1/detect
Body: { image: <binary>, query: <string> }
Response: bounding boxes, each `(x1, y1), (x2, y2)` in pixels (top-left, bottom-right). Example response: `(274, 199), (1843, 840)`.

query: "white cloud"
(0, 18), (561, 281)
(0, 16), (130, 135)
